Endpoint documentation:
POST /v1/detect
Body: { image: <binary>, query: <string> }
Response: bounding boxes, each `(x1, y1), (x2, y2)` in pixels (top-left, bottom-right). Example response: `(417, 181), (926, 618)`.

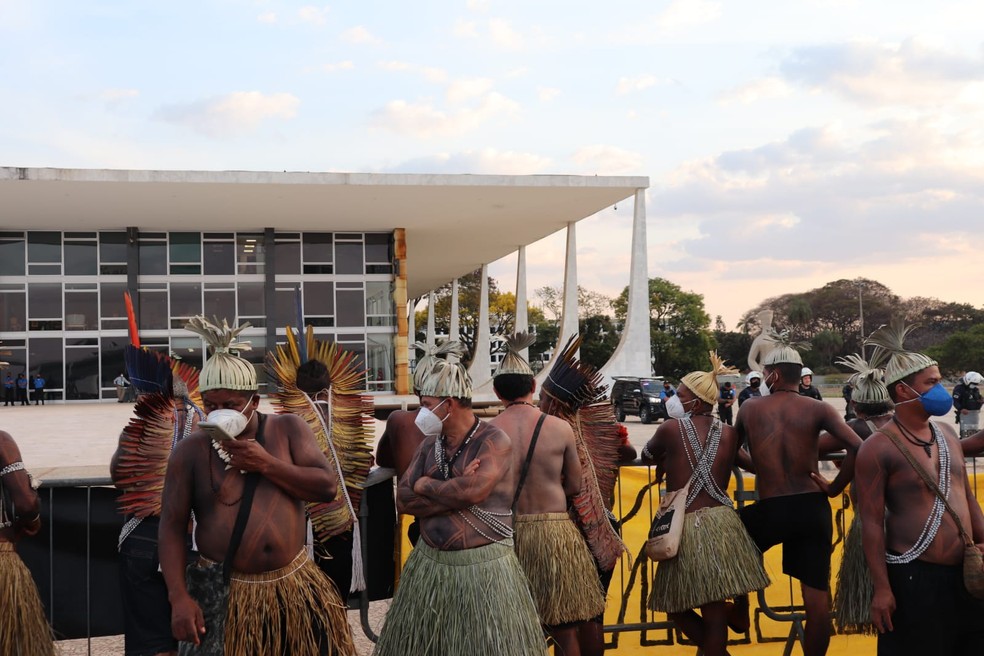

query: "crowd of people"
(2, 314), (984, 656)
(1, 372), (45, 406)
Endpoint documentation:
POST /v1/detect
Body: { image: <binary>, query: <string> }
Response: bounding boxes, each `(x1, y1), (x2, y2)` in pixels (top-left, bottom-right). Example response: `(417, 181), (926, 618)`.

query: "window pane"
(99, 232), (127, 264)
(365, 233), (392, 263)
(275, 241), (301, 275)
(65, 240), (98, 275)
(336, 289), (365, 327)
(100, 283), (128, 329)
(170, 232), (201, 263)
(28, 283), (62, 319)
(335, 241), (363, 275)
(65, 346), (100, 399)
(367, 333), (394, 392)
(302, 233), (333, 263)
(274, 289), (297, 330)
(171, 337), (204, 373)
(139, 291), (168, 330)
(303, 281), (334, 316)
(0, 235), (26, 276)
(101, 337), (127, 388)
(237, 282), (265, 318)
(170, 282), (202, 319)
(203, 242), (235, 275)
(65, 291), (98, 330)
(238, 234), (265, 274)
(204, 290), (236, 324)
(28, 232), (61, 263)
(139, 241), (166, 275)
(29, 337), (62, 392)
(366, 282), (394, 316)
(0, 290), (26, 332)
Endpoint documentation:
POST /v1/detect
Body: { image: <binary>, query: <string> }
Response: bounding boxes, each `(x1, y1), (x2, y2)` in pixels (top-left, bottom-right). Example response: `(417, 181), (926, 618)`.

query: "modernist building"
(0, 167), (651, 402)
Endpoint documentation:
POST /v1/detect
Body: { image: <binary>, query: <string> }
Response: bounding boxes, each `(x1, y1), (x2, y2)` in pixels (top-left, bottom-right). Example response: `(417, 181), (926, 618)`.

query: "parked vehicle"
(610, 376), (668, 424)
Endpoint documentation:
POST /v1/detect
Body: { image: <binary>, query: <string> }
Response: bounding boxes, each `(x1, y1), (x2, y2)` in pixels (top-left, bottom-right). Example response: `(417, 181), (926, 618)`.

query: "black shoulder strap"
(512, 413), (548, 512)
(223, 413), (266, 583)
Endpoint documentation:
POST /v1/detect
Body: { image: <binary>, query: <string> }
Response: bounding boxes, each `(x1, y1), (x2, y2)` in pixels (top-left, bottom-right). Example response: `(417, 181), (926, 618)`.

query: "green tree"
(926, 324), (984, 377)
(614, 278), (715, 379)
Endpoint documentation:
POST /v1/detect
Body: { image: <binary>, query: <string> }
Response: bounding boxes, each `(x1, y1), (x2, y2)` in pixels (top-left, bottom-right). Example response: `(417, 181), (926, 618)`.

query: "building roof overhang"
(0, 167), (648, 298)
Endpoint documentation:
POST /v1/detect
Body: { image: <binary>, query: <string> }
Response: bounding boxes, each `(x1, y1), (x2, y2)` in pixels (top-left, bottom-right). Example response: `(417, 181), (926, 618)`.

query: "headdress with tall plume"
(184, 316), (257, 392)
(268, 325), (374, 593)
(681, 352), (738, 405)
(836, 350), (891, 405)
(761, 329), (810, 366)
(864, 318), (937, 385)
(493, 332), (536, 378)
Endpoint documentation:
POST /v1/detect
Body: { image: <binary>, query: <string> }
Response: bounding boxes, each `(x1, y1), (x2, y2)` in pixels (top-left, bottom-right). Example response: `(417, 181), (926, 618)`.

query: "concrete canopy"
(0, 167), (649, 298)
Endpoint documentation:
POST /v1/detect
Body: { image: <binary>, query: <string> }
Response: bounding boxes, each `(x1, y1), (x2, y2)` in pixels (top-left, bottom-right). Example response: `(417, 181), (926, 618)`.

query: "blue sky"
(4, 0), (984, 328)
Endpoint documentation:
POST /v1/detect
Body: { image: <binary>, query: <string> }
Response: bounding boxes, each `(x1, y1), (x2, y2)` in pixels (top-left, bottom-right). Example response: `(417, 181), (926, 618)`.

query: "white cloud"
(369, 92), (520, 139)
(97, 88), (139, 105)
(316, 61), (354, 73)
(342, 25), (382, 45)
(453, 18), (479, 38)
(446, 78), (494, 104)
(297, 5), (330, 26)
(657, 0), (723, 31)
(718, 77), (793, 105)
(384, 148), (551, 175)
(616, 74), (667, 95)
(466, 0), (490, 12)
(571, 145), (646, 176)
(538, 86), (560, 102)
(488, 18), (523, 50)
(257, 11), (277, 24)
(378, 61), (448, 83)
(155, 91), (300, 138)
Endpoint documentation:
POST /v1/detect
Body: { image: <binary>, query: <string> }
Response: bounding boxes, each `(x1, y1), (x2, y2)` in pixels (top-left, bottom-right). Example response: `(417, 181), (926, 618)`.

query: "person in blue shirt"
(32, 375), (45, 406)
(659, 380), (676, 401)
(15, 374), (28, 406)
(3, 374), (13, 406)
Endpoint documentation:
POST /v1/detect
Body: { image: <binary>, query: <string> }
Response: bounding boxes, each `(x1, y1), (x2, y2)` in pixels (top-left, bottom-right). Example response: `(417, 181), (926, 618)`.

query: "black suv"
(610, 376), (668, 424)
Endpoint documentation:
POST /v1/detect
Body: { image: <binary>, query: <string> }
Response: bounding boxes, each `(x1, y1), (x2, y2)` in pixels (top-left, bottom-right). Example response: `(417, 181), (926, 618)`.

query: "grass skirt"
(648, 505), (770, 613)
(515, 512), (607, 625)
(833, 516), (875, 634)
(185, 549), (355, 656)
(373, 540), (545, 656)
(0, 542), (54, 656)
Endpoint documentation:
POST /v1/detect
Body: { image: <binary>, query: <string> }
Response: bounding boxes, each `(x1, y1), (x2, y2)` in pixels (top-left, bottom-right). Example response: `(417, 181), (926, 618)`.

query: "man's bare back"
(490, 404), (580, 515)
(376, 408), (425, 478)
(737, 391), (860, 498)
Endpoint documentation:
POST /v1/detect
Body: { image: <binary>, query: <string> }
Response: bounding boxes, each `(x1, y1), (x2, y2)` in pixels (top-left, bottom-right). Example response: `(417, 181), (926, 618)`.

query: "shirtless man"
(735, 342), (862, 656)
(643, 355), (769, 656)
(856, 320), (984, 654)
(372, 349), (543, 656)
(0, 430), (54, 655)
(488, 333), (603, 656)
(158, 316), (355, 655)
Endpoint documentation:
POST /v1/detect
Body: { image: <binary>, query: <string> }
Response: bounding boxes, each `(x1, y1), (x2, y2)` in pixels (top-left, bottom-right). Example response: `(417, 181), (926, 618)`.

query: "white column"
(450, 278), (460, 342)
(515, 246), (529, 361)
(601, 189), (652, 386)
(426, 291), (437, 347)
(536, 223), (579, 384)
(469, 264), (493, 388)
(408, 298), (417, 366)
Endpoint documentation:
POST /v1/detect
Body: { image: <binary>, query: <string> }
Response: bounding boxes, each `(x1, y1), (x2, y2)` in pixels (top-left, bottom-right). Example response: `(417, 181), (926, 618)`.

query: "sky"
(3, 1), (984, 329)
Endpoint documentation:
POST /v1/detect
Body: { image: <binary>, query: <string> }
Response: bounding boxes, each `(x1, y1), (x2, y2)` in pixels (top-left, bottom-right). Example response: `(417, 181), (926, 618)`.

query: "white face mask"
(665, 394), (691, 419)
(414, 399), (449, 438)
(205, 396), (255, 439)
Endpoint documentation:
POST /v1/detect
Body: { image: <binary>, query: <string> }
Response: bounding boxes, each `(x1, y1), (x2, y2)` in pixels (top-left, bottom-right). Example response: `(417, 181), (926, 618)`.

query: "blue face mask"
(901, 382), (953, 417)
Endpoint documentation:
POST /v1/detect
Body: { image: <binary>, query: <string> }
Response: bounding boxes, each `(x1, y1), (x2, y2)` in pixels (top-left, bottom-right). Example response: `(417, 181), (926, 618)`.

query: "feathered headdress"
(681, 352), (739, 405)
(184, 316), (256, 392)
(493, 332), (536, 378)
(761, 329), (810, 366)
(864, 318), (937, 385)
(836, 351), (890, 405)
(539, 335), (627, 571)
(418, 341), (472, 399)
(268, 325), (375, 593)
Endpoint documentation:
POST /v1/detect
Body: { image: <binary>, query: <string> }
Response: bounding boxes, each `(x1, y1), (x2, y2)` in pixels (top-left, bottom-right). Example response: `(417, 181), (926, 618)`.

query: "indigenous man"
(823, 352), (895, 635)
(159, 316), (355, 656)
(735, 333), (862, 656)
(856, 319), (984, 655)
(643, 353), (770, 656)
(489, 333), (605, 656)
(373, 345), (544, 656)
(375, 341), (438, 477)
(0, 429), (54, 656)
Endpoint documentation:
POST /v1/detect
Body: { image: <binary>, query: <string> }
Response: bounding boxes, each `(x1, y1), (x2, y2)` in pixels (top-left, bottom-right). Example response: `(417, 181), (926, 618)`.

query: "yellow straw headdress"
(185, 316), (257, 392)
(681, 352), (739, 405)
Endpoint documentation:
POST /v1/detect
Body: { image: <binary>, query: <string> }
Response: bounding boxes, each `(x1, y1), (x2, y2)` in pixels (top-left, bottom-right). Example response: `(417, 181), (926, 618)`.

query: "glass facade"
(0, 230), (397, 401)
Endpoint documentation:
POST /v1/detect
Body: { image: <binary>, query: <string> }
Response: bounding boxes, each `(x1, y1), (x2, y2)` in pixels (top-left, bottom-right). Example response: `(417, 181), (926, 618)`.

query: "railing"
(20, 455), (984, 654)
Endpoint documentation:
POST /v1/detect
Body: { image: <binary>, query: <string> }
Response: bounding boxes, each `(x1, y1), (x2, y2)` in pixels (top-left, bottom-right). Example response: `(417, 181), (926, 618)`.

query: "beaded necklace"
(435, 416), (481, 480)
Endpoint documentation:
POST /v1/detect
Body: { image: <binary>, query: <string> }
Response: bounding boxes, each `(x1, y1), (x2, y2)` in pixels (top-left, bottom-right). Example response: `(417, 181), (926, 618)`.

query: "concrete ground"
(1, 392), (852, 655)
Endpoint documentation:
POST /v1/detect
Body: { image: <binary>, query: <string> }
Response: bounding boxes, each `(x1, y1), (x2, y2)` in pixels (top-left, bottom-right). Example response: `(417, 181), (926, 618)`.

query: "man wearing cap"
(735, 332), (862, 656)
(856, 319), (984, 654)
(737, 372), (763, 407)
(373, 343), (544, 656)
(643, 353), (769, 656)
(489, 333), (605, 655)
(159, 316), (355, 656)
